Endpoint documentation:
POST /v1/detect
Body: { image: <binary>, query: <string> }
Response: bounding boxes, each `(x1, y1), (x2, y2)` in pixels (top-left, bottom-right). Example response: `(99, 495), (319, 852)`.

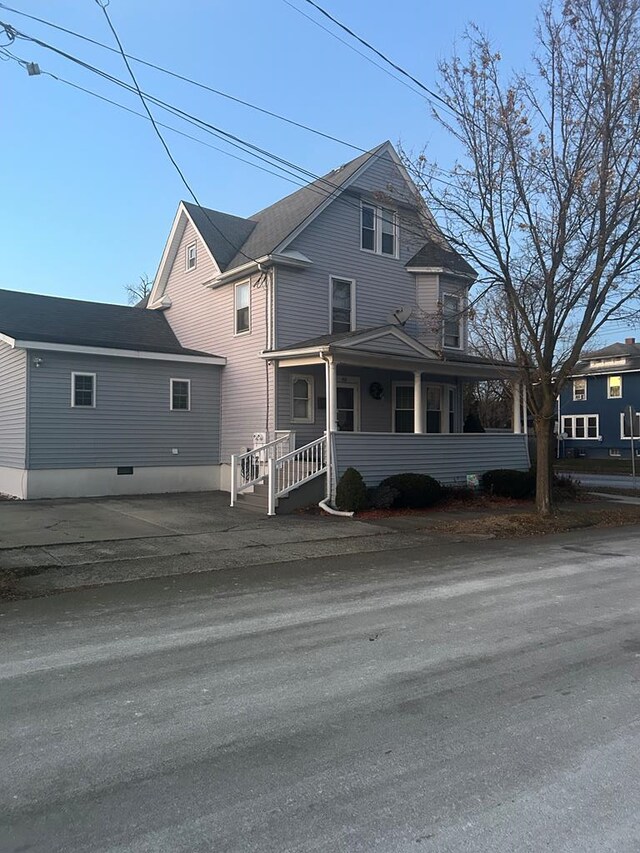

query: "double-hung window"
(291, 375), (314, 423)
(71, 372), (95, 408)
(442, 294), (462, 348)
(186, 242), (197, 271)
(573, 378), (587, 401)
(393, 384), (414, 433)
(562, 414), (599, 439)
(620, 411), (640, 439)
(235, 281), (250, 334)
(361, 202), (397, 257)
(171, 379), (190, 411)
(608, 375), (622, 398)
(330, 277), (355, 333)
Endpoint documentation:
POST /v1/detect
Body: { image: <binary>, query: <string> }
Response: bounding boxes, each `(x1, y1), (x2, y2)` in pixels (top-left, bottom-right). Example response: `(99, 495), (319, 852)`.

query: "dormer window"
(442, 293), (462, 349)
(361, 203), (397, 257)
(186, 242), (197, 271)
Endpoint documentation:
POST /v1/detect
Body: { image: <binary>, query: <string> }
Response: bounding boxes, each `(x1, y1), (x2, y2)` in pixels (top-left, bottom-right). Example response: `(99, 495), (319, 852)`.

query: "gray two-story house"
(0, 141), (529, 508)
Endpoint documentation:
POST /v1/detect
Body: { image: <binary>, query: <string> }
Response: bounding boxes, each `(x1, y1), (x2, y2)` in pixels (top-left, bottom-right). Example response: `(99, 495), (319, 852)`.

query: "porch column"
(512, 381), (522, 434)
(414, 371), (425, 433)
(327, 358), (338, 433)
(521, 384), (528, 435)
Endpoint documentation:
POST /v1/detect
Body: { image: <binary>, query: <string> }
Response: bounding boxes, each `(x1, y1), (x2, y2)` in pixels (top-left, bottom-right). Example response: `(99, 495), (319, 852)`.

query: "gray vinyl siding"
(333, 432), (530, 486)
(161, 219), (270, 460)
(277, 367), (463, 444)
(440, 277), (469, 352)
(0, 341), (27, 467)
(415, 273), (440, 348)
(27, 351), (220, 469)
(275, 156), (428, 349)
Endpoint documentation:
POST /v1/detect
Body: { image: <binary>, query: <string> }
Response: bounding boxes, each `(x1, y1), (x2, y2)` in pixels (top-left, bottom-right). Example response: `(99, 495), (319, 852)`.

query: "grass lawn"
(554, 457), (638, 475)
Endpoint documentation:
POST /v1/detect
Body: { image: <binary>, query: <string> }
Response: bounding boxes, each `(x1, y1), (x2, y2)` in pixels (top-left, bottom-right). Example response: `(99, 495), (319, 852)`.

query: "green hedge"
(378, 473), (444, 509)
(335, 467), (368, 512)
(481, 469), (535, 499)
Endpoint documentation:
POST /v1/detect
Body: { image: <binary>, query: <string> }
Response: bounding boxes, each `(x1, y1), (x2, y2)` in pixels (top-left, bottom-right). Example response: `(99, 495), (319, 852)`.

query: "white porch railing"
(230, 433), (294, 507)
(267, 435), (327, 515)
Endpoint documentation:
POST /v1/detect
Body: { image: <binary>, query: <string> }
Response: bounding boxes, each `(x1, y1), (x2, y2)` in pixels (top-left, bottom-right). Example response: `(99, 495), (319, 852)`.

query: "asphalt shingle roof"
(0, 288), (217, 358)
(406, 240), (477, 278)
(181, 143), (388, 273)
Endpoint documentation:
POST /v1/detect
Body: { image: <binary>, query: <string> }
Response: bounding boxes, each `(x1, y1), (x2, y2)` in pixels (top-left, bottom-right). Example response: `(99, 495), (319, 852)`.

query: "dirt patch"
(426, 505), (640, 538)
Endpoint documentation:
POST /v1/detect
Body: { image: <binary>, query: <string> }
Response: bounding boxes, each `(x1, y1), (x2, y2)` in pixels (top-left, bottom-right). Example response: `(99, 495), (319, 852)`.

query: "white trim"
(619, 411), (640, 439)
(406, 266), (476, 282)
(0, 332), (16, 347)
(607, 375), (623, 398)
(71, 371), (96, 408)
(441, 292), (463, 350)
(561, 414), (600, 439)
(392, 381), (414, 433)
(170, 378), (191, 411)
(13, 340), (225, 365)
(291, 373), (315, 424)
(573, 377), (587, 401)
(234, 280), (251, 336)
(359, 201), (398, 259)
(329, 276), (356, 333)
(336, 376), (361, 432)
(185, 241), (197, 272)
(148, 203), (222, 306)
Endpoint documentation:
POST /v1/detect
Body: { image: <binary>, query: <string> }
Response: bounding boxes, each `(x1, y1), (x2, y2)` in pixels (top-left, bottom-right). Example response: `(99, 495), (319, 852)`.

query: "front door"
(337, 381), (360, 431)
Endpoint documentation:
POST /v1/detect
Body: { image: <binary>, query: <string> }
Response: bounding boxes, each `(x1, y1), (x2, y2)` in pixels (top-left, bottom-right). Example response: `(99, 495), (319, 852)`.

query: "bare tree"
(407, 0), (640, 514)
(125, 274), (153, 306)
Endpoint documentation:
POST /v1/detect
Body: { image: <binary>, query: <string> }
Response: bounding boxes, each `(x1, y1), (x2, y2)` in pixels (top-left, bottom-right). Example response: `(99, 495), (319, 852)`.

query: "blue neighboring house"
(559, 337), (640, 459)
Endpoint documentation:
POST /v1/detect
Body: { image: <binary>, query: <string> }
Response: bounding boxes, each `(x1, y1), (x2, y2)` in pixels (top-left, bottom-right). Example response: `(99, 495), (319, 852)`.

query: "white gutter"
(10, 339), (226, 365)
(207, 252), (312, 288)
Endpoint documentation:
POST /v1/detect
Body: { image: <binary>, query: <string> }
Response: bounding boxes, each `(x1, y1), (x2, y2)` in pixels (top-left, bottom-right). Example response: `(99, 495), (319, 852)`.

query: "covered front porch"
(266, 325), (530, 502)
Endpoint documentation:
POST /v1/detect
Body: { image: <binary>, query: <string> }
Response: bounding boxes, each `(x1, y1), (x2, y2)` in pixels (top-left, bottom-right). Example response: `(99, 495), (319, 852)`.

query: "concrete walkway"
(0, 492), (427, 596)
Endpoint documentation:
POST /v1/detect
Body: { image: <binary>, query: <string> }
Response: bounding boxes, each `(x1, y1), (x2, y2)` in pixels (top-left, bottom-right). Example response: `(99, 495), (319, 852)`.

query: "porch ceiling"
(268, 346), (519, 380)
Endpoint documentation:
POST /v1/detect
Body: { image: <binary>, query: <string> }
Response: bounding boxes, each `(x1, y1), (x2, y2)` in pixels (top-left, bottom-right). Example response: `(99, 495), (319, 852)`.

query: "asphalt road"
(2, 529), (640, 853)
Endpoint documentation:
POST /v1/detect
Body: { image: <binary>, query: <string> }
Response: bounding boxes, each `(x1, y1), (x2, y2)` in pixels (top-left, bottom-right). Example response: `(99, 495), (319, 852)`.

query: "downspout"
(319, 351), (353, 517)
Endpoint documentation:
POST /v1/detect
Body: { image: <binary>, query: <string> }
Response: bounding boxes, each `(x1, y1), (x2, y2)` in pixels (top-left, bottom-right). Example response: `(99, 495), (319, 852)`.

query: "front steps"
(234, 474), (326, 515)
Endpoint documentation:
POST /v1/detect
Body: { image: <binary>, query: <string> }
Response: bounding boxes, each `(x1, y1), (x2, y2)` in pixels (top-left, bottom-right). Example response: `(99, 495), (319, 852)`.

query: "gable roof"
(0, 288), (219, 359)
(181, 202), (256, 272)
(267, 325), (439, 360)
(573, 337), (640, 374)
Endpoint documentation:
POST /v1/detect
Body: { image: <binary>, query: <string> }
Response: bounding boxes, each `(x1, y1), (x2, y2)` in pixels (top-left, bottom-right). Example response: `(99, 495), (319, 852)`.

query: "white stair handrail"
(267, 435), (328, 515)
(230, 433), (292, 506)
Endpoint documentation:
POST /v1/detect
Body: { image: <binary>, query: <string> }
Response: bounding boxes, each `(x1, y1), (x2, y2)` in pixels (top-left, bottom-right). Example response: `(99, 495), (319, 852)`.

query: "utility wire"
(93, 0), (259, 264)
(0, 1), (366, 153)
(1, 19), (499, 271)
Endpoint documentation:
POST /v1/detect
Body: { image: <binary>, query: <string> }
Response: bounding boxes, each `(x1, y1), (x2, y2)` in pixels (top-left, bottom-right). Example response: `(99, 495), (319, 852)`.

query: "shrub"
(481, 469), (535, 500)
(552, 473), (581, 501)
(335, 467), (368, 512)
(366, 483), (399, 510)
(378, 472), (444, 509)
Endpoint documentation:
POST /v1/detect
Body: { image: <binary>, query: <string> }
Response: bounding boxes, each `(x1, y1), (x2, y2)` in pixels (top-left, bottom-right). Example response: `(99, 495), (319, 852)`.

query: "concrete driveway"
(0, 492), (417, 596)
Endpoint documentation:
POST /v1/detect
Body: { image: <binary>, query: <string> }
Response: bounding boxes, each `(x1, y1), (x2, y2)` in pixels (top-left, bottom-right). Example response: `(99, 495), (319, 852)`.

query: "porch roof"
(263, 325), (519, 379)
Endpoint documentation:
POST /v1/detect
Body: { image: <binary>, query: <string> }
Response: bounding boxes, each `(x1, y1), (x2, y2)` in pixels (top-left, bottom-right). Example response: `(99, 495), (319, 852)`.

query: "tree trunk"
(534, 416), (555, 516)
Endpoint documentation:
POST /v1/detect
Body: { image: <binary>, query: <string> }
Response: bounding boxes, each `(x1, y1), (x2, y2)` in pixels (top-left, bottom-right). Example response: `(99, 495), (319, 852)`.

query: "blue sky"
(1, 0), (541, 305)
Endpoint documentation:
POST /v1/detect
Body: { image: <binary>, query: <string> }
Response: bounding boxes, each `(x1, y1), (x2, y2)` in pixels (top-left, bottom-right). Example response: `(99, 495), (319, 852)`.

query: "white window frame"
(186, 242), (197, 271)
(442, 293), (463, 350)
(619, 411), (640, 439)
(572, 378), (587, 401)
(360, 201), (398, 258)
(329, 276), (356, 333)
(170, 378), (191, 411)
(561, 414), (600, 440)
(291, 374), (314, 424)
(336, 376), (361, 432)
(609, 448), (621, 457)
(234, 281), (251, 336)
(392, 381), (415, 433)
(607, 375), (623, 398)
(71, 372), (96, 408)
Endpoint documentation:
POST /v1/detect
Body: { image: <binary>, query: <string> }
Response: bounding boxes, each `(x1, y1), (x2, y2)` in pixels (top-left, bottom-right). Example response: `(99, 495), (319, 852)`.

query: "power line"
(0, 1), (367, 154)
(1, 19), (499, 269)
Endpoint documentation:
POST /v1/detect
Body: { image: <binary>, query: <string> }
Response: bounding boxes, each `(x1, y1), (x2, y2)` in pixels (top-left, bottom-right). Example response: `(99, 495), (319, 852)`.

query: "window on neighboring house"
(608, 375), (622, 398)
(71, 372), (95, 408)
(171, 379), (190, 411)
(393, 384), (414, 433)
(330, 277), (355, 333)
(186, 242), (197, 271)
(235, 282), (250, 334)
(449, 387), (456, 433)
(442, 294), (462, 348)
(291, 375), (314, 423)
(562, 414), (599, 439)
(609, 448), (621, 457)
(620, 411), (640, 438)
(361, 202), (397, 256)
(426, 385), (442, 433)
(573, 378), (587, 401)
